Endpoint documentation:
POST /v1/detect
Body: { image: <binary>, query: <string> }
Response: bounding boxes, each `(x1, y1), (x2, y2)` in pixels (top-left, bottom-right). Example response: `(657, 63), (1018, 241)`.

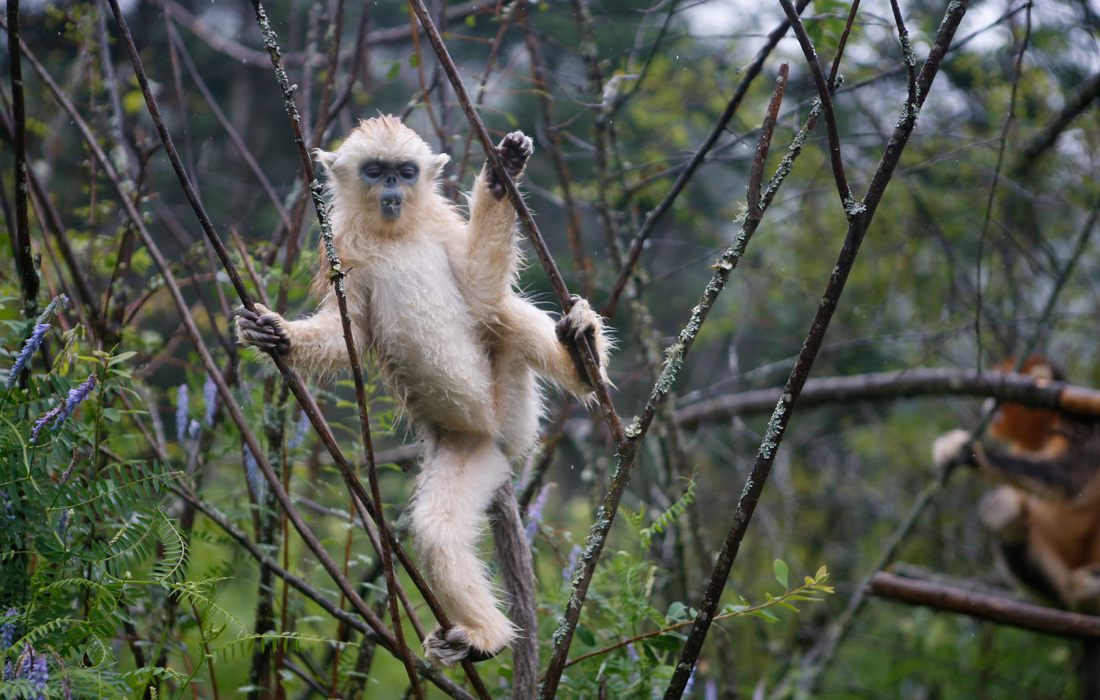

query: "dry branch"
(870, 572), (1100, 639)
(675, 368), (1100, 427)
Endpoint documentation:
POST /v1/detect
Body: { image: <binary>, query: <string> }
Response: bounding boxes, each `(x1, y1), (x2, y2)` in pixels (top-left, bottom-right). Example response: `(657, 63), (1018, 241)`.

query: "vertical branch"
(5, 0), (39, 319)
(661, 3), (970, 696)
(602, 0), (812, 318)
(778, 0), (852, 208)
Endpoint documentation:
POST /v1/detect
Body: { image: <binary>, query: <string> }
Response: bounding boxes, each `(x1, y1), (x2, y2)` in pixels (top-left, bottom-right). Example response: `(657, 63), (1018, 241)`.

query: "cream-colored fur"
(238, 115), (610, 662)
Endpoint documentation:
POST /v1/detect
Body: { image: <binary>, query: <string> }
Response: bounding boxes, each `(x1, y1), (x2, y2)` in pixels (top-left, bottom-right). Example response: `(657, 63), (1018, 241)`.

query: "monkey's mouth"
(380, 197), (403, 220)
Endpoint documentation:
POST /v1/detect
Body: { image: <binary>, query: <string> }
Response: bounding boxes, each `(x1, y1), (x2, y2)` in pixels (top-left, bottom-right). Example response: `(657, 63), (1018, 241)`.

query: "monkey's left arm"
(465, 132), (534, 313)
(501, 296), (610, 397)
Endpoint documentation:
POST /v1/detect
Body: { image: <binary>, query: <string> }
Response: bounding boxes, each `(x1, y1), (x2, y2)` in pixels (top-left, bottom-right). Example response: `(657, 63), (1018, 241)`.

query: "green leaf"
(108, 351), (137, 366)
(774, 558), (789, 588)
(666, 601), (688, 622)
(577, 626), (595, 646)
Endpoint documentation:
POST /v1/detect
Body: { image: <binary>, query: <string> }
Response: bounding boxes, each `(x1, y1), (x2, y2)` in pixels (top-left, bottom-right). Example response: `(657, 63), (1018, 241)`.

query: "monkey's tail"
(490, 482), (539, 700)
(411, 434), (517, 657)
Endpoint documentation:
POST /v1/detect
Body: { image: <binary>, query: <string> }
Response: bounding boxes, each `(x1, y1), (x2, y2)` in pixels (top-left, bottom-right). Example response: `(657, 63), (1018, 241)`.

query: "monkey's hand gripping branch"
(486, 131), (534, 200)
(236, 305), (292, 356)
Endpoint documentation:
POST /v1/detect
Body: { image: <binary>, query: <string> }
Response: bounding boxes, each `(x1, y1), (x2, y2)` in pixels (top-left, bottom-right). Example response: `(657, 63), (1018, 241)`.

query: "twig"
(520, 1), (594, 296)
(975, 1), (1032, 369)
(662, 2), (971, 696)
(601, 0), (811, 318)
(5, 0), (39, 319)
(778, 0), (851, 208)
(169, 486), (476, 700)
(870, 572), (1100, 638)
(454, 0), (516, 184)
(166, 23), (292, 232)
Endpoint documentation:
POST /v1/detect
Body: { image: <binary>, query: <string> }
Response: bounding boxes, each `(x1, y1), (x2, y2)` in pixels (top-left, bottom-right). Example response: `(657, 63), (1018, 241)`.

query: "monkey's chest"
(364, 249), (495, 430)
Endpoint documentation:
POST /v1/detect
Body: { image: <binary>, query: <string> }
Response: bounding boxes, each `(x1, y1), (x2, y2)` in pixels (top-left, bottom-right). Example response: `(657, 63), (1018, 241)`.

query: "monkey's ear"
(313, 149), (338, 172)
(426, 153), (451, 181)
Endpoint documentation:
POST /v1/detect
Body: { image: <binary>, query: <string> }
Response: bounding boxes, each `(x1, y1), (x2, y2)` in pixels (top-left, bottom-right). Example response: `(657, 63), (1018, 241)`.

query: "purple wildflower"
(562, 544), (581, 584)
(704, 679), (718, 700)
(3, 659), (10, 681)
(524, 484), (551, 544)
(188, 419), (200, 441)
(175, 384), (190, 443)
(30, 402), (65, 444)
(288, 411), (310, 449)
(57, 508), (72, 543)
(626, 642), (639, 662)
(0, 608), (16, 650)
(18, 645), (33, 680)
(6, 323), (50, 389)
(202, 376), (218, 427)
(30, 653), (47, 699)
(244, 445), (265, 501)
(684, 663), (697, 695)
(63, 675), (73, 700)
(54, 374), (96, 426)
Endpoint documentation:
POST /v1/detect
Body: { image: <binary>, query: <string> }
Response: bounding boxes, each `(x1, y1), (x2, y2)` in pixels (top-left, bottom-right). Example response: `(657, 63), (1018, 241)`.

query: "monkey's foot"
(487, 131), (534, 199)
(932, 429), (975, 470)
(1069, 567), (1100, 613)
(235, 304), (291, 355)
(423, 622), (511, 666)
(979, 486), (1027, 543)
(555, 296), (610, 390)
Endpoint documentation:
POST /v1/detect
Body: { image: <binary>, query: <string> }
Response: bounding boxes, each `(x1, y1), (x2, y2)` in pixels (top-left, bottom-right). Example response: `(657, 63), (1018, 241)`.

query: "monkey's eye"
(362, 163), (384, 180)
(398, 164), (419, 182)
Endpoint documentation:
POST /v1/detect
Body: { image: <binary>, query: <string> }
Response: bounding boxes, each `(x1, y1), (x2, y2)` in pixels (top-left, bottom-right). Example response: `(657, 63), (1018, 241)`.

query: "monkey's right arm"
(236, 293), (369, 375)
(465, 131), (534, 313)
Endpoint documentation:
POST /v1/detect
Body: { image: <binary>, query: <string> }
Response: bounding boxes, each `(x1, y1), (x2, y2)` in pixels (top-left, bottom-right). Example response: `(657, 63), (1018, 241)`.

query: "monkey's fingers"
(487, 131), (534, 199)
(235, 306), (291, 355)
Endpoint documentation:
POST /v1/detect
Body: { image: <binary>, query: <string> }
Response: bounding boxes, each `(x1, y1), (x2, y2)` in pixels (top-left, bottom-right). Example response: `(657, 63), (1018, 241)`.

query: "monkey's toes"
(423, 626), (504, 666)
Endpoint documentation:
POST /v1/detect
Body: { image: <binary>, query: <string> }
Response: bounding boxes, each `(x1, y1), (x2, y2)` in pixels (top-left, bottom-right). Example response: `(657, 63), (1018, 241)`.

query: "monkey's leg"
(489, 482), (538, 699)
(413, 433), (516, 665)
(980, 487), (1064, 604)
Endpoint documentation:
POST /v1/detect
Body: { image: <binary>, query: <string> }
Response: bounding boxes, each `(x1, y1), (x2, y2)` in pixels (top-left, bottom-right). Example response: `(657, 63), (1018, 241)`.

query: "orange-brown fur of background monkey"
(934, 358), (1100, 611)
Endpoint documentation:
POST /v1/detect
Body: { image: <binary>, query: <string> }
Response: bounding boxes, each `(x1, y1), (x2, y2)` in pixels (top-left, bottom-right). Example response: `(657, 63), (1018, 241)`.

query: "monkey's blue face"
(361, 159), (420, 221)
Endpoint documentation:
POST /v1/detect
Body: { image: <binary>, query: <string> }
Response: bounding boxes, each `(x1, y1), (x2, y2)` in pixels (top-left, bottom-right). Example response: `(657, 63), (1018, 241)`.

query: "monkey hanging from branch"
(933, 358), (1100, 612)
(236, 116), (611, 671)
